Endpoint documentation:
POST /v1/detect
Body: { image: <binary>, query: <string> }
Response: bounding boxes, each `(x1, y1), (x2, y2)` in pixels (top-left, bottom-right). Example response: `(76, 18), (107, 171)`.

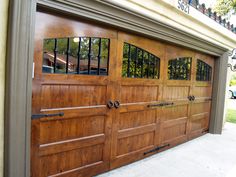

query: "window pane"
(55, 38), (67, 73)
(43, 39), (55, 73)
(196, 59), (212, 81)
(100, 38), (109, 75)
(68, 37), (79, 74)
(42, 37), (110, 76)
(122, 43), (160, 79)
(168, 57), (191, 80)
(79, 37), (89, 74)
(122, 43), (129, 77)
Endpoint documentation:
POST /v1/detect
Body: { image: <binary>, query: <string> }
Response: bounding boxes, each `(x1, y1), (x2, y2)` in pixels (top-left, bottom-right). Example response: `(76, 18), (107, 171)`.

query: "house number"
(178, 0), (190, 14)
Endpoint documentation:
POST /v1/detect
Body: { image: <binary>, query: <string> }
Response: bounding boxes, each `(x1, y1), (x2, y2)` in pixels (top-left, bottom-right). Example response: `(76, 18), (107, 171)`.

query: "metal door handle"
(31, 112), (64, 119)
(114, 100), (120, 109)
(107, 100), (114, 109)
(188, 96), (192, 101)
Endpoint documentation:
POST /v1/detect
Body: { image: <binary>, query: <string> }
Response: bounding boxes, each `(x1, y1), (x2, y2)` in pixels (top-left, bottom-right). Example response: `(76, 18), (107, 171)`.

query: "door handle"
(188, 96), (192, 101)
(31, 112), (64, 119)
(188, 95), (195, 101)
(114, 100), (120, 109)
(107, 100), (114, 109)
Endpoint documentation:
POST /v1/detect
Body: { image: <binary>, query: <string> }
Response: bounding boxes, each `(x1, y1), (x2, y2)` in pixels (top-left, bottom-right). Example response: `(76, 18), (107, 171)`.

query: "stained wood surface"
(31, 10), (214, 177)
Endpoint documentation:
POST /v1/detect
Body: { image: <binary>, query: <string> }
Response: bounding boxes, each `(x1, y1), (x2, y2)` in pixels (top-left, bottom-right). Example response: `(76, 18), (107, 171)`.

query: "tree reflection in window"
(196, 59), (212, 81)
(168, 57), (191, 80)
(122, 43), (160, 79)
(42, 37), (109, 75)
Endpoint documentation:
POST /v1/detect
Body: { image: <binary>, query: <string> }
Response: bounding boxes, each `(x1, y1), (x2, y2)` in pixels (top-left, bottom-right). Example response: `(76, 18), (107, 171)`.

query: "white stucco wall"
(0, 0), (9, 176)
(106, 0), (236, 50)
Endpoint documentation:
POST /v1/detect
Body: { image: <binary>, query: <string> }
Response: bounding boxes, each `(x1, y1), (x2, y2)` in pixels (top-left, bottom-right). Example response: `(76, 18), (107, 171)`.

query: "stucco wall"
(106, 0), (236, 50)
(0, 0), (9, 176)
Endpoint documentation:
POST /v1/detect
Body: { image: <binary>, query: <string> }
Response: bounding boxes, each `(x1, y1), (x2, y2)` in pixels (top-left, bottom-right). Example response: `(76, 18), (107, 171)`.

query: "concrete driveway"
(97, 123), (236, 177)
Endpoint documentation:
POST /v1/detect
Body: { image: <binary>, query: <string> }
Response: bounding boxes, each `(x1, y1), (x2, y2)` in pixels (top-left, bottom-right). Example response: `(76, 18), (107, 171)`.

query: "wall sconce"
(228, 48), (236, 72)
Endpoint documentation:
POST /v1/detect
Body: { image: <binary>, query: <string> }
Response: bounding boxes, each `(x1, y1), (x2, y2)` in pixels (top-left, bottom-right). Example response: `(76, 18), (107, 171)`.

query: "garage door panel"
(192, 86), (212, 98)
(119, 110), (156, 130)
(110, 34), (162, 169)
(190, 118), (205, 132)
(190, 112), (209, 131)
(41, 84), (107, 109)
(162, 105), (189, 121)
(40, 144), (104, 177)
(39, 115), (105, 144)
(121, 85), (159, 103)
(32, 11), (116, 177)
(116, 132), (155, 157)
(160, 116), (187, 143)
(162, 123), (187, 143)
(163, 86), (190, 101)
(191, 102), (211, 115)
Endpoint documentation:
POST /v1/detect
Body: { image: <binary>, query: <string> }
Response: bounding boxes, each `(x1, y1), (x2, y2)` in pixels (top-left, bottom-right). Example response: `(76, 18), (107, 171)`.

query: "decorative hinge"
(144, 144), (170, 155)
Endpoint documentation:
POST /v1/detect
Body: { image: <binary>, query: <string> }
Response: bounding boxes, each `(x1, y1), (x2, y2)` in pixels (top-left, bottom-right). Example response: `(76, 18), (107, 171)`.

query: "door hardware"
(144, 144), (170, 155)
(188, 95), (193, 101)
(114, 100), (120, 109)
(147, 102), (174, 108)
(31, 112), (64, 119)
(188, 95), (196, 101)
(107, 100), (114, 109)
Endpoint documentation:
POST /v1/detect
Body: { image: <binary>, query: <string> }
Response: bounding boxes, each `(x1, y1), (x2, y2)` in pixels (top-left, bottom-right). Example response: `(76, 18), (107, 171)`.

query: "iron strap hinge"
(31, 112), (64, 119)
(144, 144), (170, 155)
(147, 102), (174, 108)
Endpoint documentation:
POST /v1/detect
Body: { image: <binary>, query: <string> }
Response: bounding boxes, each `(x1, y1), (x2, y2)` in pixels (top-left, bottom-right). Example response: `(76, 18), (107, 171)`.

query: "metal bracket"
(144, 144), (170, 155)
(31, 112), (64, 119)
(147, 102), (174, 108)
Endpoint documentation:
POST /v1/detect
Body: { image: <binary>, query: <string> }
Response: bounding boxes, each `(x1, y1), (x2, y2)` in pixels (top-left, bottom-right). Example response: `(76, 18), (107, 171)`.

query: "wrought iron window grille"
(122, 43), (160, 79)
(42, 37), (110, 76)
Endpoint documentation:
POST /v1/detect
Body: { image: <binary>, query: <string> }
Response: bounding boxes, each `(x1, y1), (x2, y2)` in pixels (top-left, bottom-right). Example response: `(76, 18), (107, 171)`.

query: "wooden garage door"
(160, 45), (194, 148)
(31, 10), (215, 177)
(110, 32), (166, 169)
(31, 11), (118, 177)
(189, 53), (214, 139)
(160, 46), (214, 147)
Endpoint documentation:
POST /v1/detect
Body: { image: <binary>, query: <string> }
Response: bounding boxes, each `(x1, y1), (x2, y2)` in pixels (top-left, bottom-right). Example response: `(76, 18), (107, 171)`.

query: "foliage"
(226, 109), (236, 123)
(43, 37), (109, 73)
(230, 74), (236, 86)
(213, 0), (236, 16)
(122, 43), (159, 79)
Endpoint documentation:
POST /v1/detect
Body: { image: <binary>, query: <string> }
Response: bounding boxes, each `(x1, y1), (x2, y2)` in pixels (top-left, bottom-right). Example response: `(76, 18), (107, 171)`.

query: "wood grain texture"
(31, 10), (116, 177)
(31, 10), (214, 177)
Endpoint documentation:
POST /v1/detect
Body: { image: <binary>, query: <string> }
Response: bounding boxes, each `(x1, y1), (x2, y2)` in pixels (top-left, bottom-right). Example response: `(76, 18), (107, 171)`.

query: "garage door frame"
(4, 0), (229, 176)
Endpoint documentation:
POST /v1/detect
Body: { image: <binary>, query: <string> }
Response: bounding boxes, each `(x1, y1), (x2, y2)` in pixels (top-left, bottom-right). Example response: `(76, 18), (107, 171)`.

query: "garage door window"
(196, 59), (212, 81)
(168, 57), (191, 80)
(122, 43), (160, 79)
(42, 37), (110, 75)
